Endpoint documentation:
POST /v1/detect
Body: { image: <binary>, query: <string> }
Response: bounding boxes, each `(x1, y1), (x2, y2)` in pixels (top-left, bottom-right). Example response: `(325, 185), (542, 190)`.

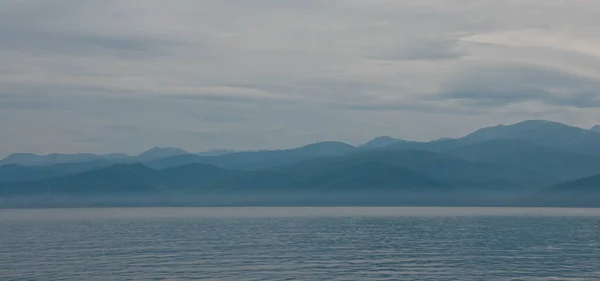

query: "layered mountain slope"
(271, 149), (555, 191)
(522, 174), (600, 207)
(446, 139), (600, 181)
(146, 141), (355, 170)
(458, 120), (600, 156)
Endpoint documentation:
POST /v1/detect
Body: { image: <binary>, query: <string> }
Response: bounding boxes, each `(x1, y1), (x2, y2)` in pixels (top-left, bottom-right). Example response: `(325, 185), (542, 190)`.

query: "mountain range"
(2, 120), (600, 207)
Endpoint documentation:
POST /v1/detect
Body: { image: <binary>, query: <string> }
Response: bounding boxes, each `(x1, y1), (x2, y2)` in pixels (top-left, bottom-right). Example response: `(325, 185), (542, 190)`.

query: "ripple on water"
(0, 207), (599, 281)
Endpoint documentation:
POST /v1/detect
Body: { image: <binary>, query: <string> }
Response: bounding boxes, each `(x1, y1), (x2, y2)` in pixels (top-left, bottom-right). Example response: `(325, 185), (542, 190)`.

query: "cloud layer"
(2, 0), (600, 155)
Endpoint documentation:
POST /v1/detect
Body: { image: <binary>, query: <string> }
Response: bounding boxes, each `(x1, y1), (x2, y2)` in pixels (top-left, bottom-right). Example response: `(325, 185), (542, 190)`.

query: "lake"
(1, 207), (599, 280)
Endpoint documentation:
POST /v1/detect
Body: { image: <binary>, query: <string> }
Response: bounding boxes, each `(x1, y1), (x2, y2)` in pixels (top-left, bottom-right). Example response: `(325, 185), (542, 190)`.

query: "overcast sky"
(2, 0), (600, 156)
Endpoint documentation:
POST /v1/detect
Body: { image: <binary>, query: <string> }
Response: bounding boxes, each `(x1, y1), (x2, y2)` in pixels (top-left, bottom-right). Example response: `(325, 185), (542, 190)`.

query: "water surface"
(1, 207), (599, 280)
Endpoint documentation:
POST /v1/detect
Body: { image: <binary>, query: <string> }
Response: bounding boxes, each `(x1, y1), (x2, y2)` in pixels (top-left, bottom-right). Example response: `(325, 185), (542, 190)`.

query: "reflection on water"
(1, 207), (599, 280)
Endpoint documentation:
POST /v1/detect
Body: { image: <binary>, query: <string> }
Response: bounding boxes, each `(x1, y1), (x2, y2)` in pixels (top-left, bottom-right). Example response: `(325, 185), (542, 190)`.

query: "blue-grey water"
(1, 207), (599, 281)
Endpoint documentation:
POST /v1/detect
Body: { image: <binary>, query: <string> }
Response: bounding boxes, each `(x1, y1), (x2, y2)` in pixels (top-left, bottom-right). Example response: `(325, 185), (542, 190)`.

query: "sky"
(2, 0), (600, 156)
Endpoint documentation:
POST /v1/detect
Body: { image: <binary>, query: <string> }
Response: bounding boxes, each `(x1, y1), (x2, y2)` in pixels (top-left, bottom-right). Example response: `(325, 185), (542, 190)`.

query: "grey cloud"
(367, 39), (466, 61)
(0, 0), (187, 59)
(4, 32), (180, 59)
(340, 102), (431, 112)
(159, 87), (299, 104)
(0, 100), (55, 110)
(106, 125), (139, 132)
(440, 64), (600, 109)
(0, 93), (57, 110)
(2, 1), (600, 155)
(0, 23), (182, 59)
(161, 93), (280, 104)
(336, 99), (483, 116)
(1, 82), (133, 97)
(187, 113), (248, 123)
(226, 79), (392, 104)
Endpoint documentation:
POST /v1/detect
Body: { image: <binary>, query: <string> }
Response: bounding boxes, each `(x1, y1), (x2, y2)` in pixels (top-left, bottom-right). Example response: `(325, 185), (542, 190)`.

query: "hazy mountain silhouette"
(0, 153), (128, 166)
(134, 147), (188, 161)
(196, 149), (237, 156)
(0, 164), (68, 183)
(271, 149), (554, 191)
(156, 163), (248, 190)
(4, 120), (600, 207)
(0, 161), (459, 207)
(0, 164), (158, 198)
(368, 120), (600, 156)
(521, 174), (600, 207)
(446, 139), (600, 181)
(0, 147), (187, 167)
(0, 163), (235, 207)
(0, 161), (113, 182)
(360, 136), (403, 149)
(376, 138), (465, 152)
(458, 120), (600, 156)
(294, 161), (448, 191)
(146, 141), (355, 170)
(0, 162), (374, 206)
(0, 148), (194, 182)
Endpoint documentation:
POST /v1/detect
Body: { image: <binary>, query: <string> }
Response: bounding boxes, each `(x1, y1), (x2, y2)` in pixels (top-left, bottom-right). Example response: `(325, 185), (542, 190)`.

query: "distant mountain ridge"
(522, 174), (600, 207)
(361, 120), (600, 156)
(271, 149), (554, 192)
(135, 147), (188, 161)
(5, 119), (600, 167)
(196, 149), (237, 157)
(0, 153), (128, 166)
(0, 162), (455, 207)
(446, 139), (600, 181)
(458, 120), (600, 156)
(360, 136), (403, 148)
(146, 141), (355, 170)
(3, 120), (600, 207)
(0, 160), (113, 183)
(0, 142), (357, 182)
(0, 147), (187, 167)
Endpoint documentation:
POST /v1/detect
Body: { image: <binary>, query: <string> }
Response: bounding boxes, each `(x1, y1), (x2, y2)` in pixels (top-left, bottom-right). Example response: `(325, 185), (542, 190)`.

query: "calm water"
(1, 207), (599, 281)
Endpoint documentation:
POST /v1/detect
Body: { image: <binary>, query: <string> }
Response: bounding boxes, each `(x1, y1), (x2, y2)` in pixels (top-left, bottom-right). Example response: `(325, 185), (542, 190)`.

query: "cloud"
(187, 112), (248, 123)
(106, 124), (139, 132)
(0, 93), (58, 110)
(367, 38), (466, 61)
(159, 86), (299, 103)
(440, 63), (600, 109)
(2, 0), (600, 155)
(0, 1), (180, 59)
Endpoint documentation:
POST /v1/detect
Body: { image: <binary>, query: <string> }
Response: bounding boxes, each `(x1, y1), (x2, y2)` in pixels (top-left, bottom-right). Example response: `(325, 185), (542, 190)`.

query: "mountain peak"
(3, 153), (39, 160)
(0, 153), (105, 166)
(298, 141), (355, 152)
(373, 136), (396, 141)
(463, 120), (575, 142)
(591, 125), (600, 132)
(136, 147), (188, 161)
(140, 146), (188, 154)
(196, 149), (236, 157)
(516, 119), (555, 124)
(460, 120), (600, 156)
(512, 120), (571, 128)
(360, 136), (403, 149)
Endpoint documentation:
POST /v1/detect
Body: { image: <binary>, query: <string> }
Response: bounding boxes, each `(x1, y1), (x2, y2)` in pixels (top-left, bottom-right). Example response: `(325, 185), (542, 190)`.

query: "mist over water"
(1, 207), (599, 280)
